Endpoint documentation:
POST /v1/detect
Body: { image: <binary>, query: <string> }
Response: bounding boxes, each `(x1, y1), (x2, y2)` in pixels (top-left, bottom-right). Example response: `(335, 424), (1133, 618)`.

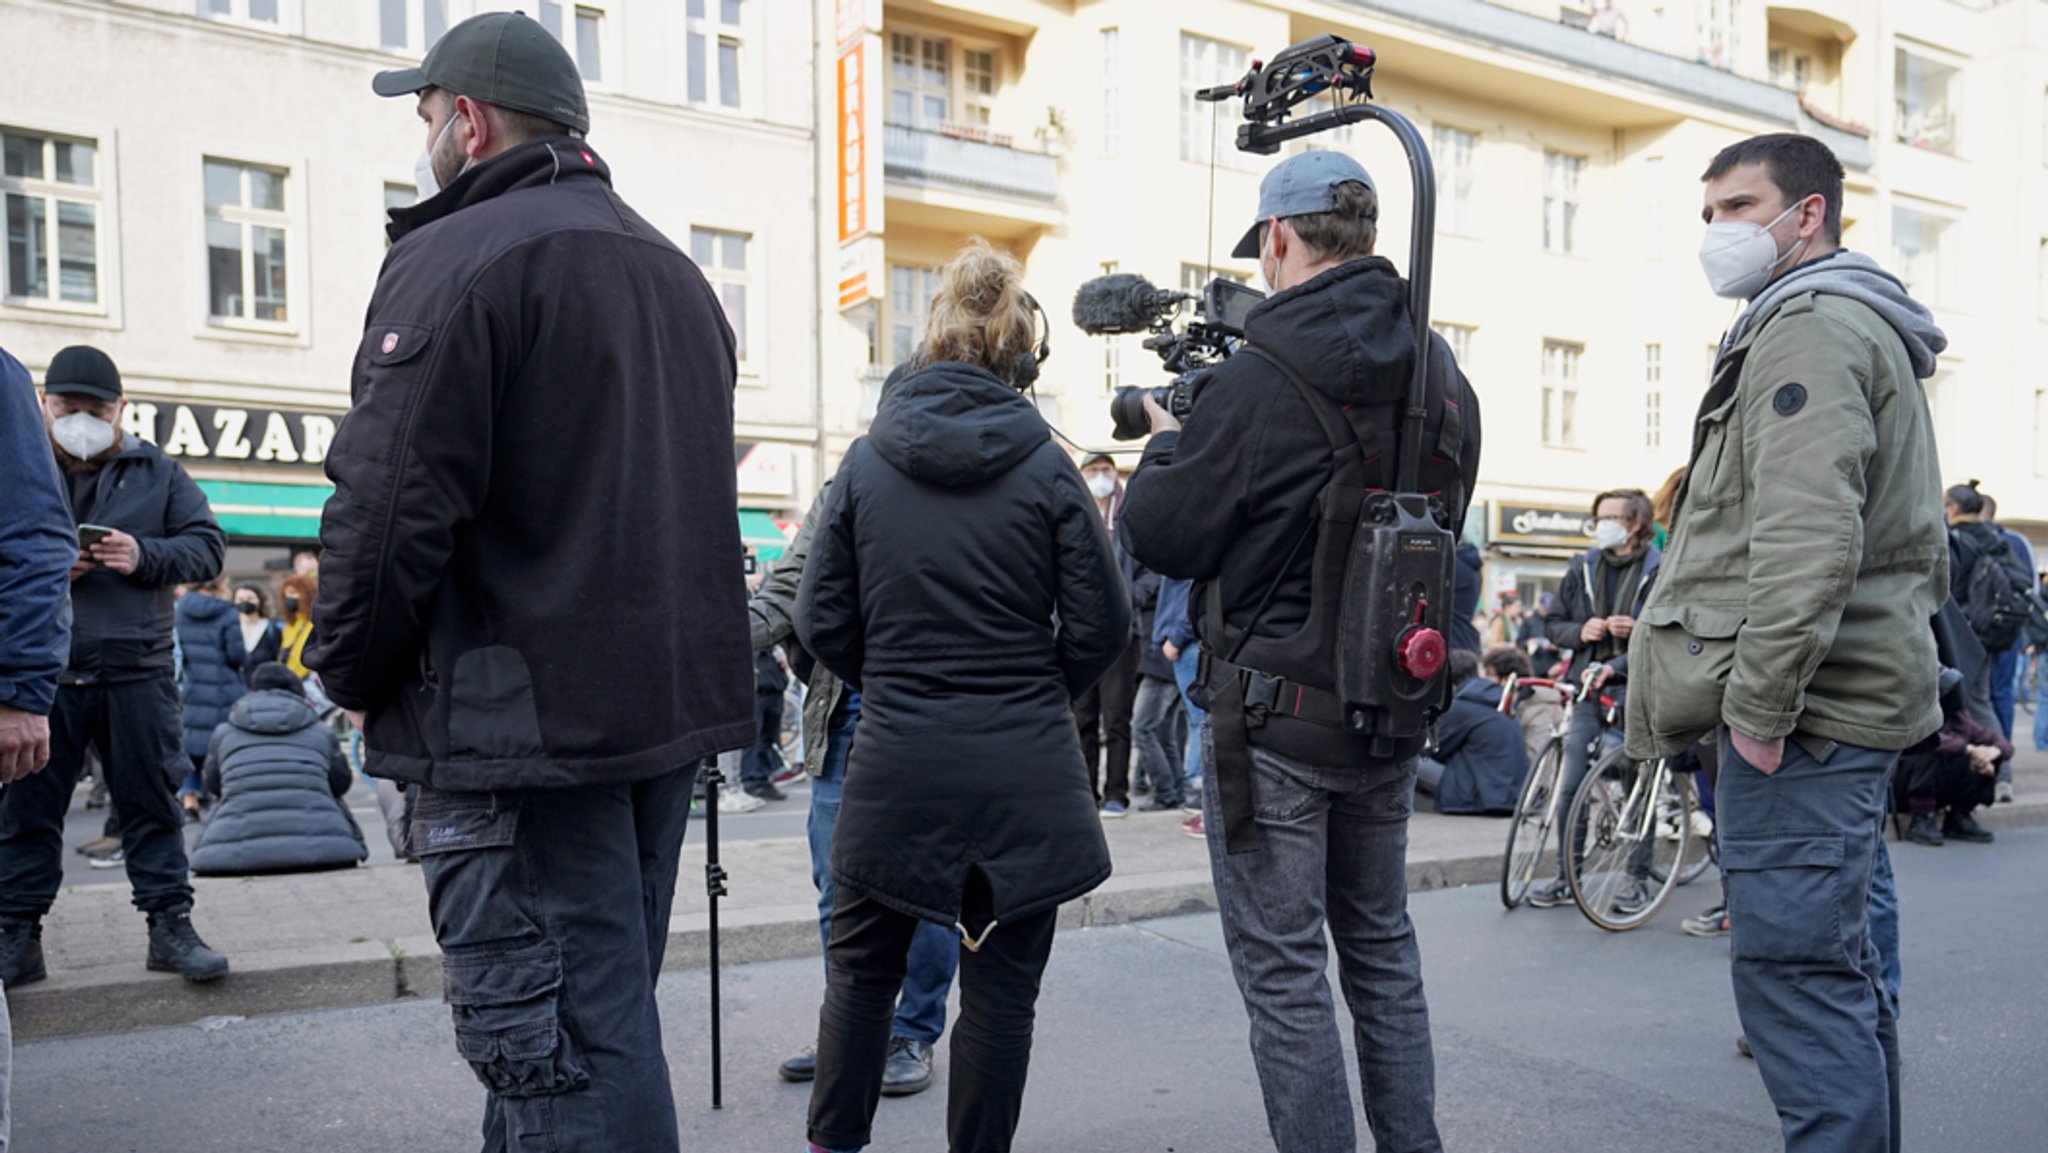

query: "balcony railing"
(882, 123), (1060, 205)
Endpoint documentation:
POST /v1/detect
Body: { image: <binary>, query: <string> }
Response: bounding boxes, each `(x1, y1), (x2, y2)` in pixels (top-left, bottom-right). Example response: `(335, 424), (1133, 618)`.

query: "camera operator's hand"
(1580, 618), (1609, 644)
(1143, 393), (1182, 435)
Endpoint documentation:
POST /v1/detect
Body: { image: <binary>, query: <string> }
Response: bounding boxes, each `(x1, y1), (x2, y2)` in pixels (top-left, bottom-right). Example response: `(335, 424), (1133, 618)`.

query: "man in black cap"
(0, 345), (231, 987)
(311, 13), (753, 1151)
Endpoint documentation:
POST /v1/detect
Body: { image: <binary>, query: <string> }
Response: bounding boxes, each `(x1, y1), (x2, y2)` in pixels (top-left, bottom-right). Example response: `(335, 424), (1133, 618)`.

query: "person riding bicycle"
(1529, 487), (1662, 909)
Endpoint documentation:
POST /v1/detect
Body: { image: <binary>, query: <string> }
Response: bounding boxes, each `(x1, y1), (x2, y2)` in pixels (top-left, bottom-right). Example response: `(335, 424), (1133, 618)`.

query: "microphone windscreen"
(1072, 273), (1163, 335)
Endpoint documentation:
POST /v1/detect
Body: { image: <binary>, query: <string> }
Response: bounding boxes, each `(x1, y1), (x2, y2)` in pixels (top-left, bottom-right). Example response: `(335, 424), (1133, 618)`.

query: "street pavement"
(18, 824), (2046, 1152)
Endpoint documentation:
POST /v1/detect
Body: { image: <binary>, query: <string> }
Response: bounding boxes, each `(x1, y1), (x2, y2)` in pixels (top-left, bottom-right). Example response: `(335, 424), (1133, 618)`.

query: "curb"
(16, 800), (2045, 1041)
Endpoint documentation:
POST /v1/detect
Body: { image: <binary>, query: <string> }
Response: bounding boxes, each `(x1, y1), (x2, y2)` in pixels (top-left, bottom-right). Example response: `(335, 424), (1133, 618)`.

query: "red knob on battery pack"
(1395, 627), (1447, 681)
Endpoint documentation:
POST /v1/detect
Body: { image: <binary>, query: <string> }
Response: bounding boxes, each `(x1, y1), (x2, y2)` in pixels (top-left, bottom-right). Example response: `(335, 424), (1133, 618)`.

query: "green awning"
(197, 479), (327, 541)
(740, 508), (787, 561)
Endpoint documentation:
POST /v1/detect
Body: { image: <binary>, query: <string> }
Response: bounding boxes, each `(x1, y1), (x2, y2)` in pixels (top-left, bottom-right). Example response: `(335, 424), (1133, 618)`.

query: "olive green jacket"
(1625, 292), (1949, 759)
(747, 481), (845, 777)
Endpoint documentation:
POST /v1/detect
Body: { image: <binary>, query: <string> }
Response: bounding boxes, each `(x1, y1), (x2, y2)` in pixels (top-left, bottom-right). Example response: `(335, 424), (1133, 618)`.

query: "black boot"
(1942, 810), (1995, 844)
(0, 917), (46, 987)
(1905, 812), (1944, 846)
(146, 908), (229, 982)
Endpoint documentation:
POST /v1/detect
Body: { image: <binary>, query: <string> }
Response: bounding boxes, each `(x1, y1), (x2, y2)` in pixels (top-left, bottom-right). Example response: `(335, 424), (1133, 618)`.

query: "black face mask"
(283, 597), (301, 614)
(236, 602), (261, 616)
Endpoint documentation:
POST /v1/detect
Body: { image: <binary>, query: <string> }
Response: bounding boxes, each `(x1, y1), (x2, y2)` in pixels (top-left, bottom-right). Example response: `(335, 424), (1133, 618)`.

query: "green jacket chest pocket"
(1690, 395), (1745, 510)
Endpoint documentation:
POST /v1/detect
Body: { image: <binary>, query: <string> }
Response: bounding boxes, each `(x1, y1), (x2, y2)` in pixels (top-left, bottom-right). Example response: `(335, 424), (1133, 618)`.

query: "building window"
(1697, 0), (1739, 71)
(687, 0), (747, 110)
(1180, 34), (1253, 171)
(1432, 125), (1477, 237)
(690, 228), (750, 363)
(960, 49), (996, 128)
(1893, 205), (1954, 307)
(197, 0), (279, 23)
(1895, 49), (1960, 155)
(1644, 343), (1663, 450)
(890, 34), (950, 129)
(204, 158), (291, 327)
(1543, 151), (1583, 255)
(3, 128), (101, 309)
(887, 263), (939, 367)
(380, 0), (449, 52)
(382, 182), (414, 247)
(1541, 340), (1581, 448)
(1768, 47), (1812, 93)
(1180, 263), (1247, 294)
(539, 3), (603, 82)
(1100, 28), (1120, 156)
(1432, 322), (1474, 367)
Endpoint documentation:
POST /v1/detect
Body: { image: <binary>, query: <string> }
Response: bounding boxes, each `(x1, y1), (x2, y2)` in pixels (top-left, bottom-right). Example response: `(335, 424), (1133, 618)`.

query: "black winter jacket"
(1543, 545), (1662, 690)
(1429, 678), (1526, 815)
(797, 361), (1130, 928)
(1124, 546), (1172, 682)
(1451, 541), (1484, 656)
(309, 137), (753, 791)
(60, 439), (225, 683)
(192, 690), (365, 876)
(0, 348), (74, 716)
(175, 593), (246, 760)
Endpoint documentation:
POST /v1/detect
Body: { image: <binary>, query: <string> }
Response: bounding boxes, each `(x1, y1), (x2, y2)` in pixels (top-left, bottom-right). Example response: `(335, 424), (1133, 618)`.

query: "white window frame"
(1431, 322), (1474, 368)
(198, 152), (304, 340)
(890, 32), (952, 131)
(1180, 33), (1255, 172)
(1543, 150), (1584, 255)
(691, 225), (757, 378)
(1432, 125), (1478, 237)
(379, 0), (457, 55)
(2, 124), (109, 317)
(1891, 201), (1958, 309)
(887, 263), (939, 370)
(1697, 0), (1740, 71)
(1541, 339), (1582, 449)
(196, 0), (285, 28)
(1894, 43), (1963, 157)
(1644, 342), (1663, 450)
(539, 2), (608, 86)
(1100, 28), (1121, 156)
(687, 0), (760, 114)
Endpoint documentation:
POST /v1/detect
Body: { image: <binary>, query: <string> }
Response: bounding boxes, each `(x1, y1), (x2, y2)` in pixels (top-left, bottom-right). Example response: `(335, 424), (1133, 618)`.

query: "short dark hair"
(1482, 645), (1533, 681)
(1448, 648), (1481, 689)
(1591, 488), (1654, 531)
(1286, 180), (1378, 264)
(1701, 134), (1844, 244)
(249, 662), (305, 696)
(1946, 480), (1986, 516)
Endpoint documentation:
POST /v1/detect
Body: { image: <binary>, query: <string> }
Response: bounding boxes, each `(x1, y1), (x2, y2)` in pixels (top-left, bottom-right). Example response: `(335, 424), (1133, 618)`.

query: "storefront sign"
(1492, 502), (1595, 548)
(121, 399), (339, 467)
(735, 440), (796, 500)
(836, 40), (867, 248)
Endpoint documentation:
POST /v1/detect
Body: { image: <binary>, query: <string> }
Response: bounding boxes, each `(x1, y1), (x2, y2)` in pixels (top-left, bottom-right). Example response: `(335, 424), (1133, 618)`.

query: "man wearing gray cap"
(310, 12), (753, 1152)
(1122, 150), (1481, 1153)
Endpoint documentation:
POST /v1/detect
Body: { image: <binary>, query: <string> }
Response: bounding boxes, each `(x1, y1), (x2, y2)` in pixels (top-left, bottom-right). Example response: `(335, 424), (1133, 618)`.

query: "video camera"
(1070, 272), (1267, 440)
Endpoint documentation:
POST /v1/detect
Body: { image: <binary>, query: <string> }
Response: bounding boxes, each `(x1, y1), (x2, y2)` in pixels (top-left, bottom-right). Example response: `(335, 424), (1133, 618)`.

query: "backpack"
(1955, 529), (2036, 652)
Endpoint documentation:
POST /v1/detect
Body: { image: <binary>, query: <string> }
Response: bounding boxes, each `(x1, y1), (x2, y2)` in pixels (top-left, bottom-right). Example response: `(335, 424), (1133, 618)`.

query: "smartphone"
(77, 523), (117, 549)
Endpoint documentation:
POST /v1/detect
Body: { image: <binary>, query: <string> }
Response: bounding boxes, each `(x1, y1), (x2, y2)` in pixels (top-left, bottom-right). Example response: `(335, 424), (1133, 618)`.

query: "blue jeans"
(1202, 728), (1442, 1153)
(1172, 643), (1206, 786)
(808, 714), (957, 1044)
(2034, 652), (2048, 753)
(1989, 646), (2019, 742)
(1719, 734), (1900, 1153)
(1132, 675), (1185, 806)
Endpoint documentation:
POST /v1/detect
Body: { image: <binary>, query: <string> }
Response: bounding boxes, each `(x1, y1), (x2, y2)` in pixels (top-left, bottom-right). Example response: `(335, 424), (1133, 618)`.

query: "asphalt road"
(19, 826), (2046, 1152)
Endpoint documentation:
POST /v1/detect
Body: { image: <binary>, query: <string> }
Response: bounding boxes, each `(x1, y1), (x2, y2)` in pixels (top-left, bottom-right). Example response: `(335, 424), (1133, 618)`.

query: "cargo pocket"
(444, 940), (591, 1098)
(410, 790), (538, 955)
(1689, 395), (1745, 509)
(1636, 604), (1744, 743)
(1721, 833), (1849, 966)
(448, 646), (547, 761)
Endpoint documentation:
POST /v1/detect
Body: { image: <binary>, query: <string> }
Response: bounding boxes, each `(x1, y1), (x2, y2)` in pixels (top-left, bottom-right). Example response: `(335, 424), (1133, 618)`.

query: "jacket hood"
(867, 361), (1049, 486)
(1241, 257), (1415, 406)
(1454, 678), (1501, 707)
(228, 689), (319, 736)
(1729, 250), (1947, 379)
(388, 137), (610, 244)
(179, 592), (234, 624)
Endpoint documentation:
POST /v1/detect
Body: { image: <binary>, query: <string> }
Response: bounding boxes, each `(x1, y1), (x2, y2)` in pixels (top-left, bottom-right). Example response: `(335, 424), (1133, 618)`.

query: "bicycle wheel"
(1500, 737), (1566, 910)
(1565, 749), (1687, 932)
(1649, 772), (1713, 886)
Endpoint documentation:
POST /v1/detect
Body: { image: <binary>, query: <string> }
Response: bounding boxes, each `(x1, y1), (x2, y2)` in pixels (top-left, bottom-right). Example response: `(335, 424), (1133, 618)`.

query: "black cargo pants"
(412, 764), (697, 1153)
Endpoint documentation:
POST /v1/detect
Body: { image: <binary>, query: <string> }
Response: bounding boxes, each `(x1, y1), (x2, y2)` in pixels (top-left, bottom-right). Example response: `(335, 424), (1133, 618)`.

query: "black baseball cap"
(42, 345), (122, 401)
(372, 12), (589, 135)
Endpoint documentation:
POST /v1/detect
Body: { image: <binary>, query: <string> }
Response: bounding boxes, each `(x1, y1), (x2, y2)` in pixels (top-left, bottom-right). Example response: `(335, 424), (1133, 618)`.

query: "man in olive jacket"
(1626, 135), (1947, 1153)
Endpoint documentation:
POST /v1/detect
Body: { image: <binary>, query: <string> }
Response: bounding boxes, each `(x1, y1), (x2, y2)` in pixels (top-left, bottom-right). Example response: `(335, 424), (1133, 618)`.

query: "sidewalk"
(14, 752), (2047, 1040)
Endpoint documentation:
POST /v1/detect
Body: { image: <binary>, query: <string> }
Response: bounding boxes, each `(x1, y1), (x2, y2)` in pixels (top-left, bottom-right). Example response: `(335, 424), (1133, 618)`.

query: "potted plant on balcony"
(1034, 106), (1071, 157)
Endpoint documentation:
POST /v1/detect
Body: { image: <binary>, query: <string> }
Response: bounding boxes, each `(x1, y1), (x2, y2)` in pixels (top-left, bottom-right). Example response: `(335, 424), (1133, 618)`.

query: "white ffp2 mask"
(51, 412), (117, 460)
(1698, 201), (1808, 300)
(1086, 474), (1117, 500)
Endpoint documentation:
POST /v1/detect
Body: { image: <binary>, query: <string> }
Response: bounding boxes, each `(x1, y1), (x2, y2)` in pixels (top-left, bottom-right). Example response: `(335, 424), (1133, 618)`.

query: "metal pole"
(701, 756), (727, 1110)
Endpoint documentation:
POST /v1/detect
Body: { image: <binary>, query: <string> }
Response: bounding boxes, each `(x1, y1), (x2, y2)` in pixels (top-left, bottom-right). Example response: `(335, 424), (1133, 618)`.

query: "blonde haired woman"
(797, 239), (1131, 1152)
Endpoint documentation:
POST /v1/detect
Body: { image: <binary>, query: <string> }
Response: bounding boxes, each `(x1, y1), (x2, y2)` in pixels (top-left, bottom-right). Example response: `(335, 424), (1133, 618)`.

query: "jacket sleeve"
(223, 617), (247, 674)
(1118, 372), (1262, 581)
(202, 725), (226, 798)
(1542, 562), (1590, 652)
(308, 290), (508, 711)
(1051, 456), (1134, 698)
(0, 351), (76, 716)
(132, 461), (225, 590)
(326, 732), (354, 797)
(748, 482), (827, 652)
(1154, 578), (1197, 650)
(1723, 314), (1877, 742)
(794, 459), (864, 686)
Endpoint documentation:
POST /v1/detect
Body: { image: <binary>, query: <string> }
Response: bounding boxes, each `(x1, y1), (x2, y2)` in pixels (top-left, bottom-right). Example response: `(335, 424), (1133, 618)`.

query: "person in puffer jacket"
(190, 663), (364, 876)
(174, 574), (246, 819)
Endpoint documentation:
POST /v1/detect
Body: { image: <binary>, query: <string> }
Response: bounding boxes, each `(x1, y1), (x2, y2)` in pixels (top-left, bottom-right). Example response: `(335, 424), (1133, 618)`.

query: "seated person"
(191, 663), (367, 876)
(1416, 650), (1528, 815)
(1481, 645), (1562, 768)
(1896, 666), (2007, 847)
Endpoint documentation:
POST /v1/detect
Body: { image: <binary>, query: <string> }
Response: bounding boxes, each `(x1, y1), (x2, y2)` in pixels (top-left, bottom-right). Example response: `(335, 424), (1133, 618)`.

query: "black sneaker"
(0, 918), (46, 987)
(1682, 904), (1731, 938)
(743, 781), (788, 802)
(146, 909), (230, 983)
(1942, 811), (1994, 844)
(1525, 879), (1574, 909)
(778, 1045), (817, 1083)
(1145, 797), (1185, 812)
(1905, 812), (1944, 846)
(879, 1035), (934, 1097)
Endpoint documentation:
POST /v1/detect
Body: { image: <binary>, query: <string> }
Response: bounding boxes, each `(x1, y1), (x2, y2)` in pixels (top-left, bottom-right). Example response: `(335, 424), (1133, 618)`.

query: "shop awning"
(739, 508), (787, 561)
(196, 480), (327, 541)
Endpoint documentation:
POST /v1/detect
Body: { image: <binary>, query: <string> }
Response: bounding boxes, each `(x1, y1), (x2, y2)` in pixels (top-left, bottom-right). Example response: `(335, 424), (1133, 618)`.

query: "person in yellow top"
(277, 574), (317, 678)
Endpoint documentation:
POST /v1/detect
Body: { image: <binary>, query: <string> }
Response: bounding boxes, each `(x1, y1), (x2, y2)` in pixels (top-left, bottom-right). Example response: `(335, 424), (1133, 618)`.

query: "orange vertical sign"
(837, 41), (867, 247)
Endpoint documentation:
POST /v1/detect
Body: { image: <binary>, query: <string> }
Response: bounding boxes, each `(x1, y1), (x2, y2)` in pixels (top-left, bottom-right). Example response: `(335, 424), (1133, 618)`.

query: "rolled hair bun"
(924, 237), (1036, 383)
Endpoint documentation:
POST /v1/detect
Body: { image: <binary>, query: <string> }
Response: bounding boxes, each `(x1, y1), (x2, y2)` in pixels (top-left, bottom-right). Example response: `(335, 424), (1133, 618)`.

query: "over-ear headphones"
(1010, 292), (1051, 391)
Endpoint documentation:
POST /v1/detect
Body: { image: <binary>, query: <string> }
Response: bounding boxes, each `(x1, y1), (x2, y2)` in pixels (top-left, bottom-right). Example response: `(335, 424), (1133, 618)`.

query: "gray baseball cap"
(1229, 150), (1378, 259)
(372, 11), (589, 135)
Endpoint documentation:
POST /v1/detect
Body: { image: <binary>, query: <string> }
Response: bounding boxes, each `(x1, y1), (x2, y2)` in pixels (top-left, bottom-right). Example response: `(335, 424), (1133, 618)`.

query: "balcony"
(882, 123), (1062, 236)
(1766, 2), (1857, 45)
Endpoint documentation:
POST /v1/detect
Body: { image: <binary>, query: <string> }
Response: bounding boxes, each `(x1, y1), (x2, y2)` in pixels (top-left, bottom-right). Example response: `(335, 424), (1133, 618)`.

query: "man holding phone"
(0, 345), (231, 987)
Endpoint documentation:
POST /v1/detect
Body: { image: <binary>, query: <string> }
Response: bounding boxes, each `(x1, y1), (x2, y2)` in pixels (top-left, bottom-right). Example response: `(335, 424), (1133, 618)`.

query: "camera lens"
(1108, 387), (1160, 442)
